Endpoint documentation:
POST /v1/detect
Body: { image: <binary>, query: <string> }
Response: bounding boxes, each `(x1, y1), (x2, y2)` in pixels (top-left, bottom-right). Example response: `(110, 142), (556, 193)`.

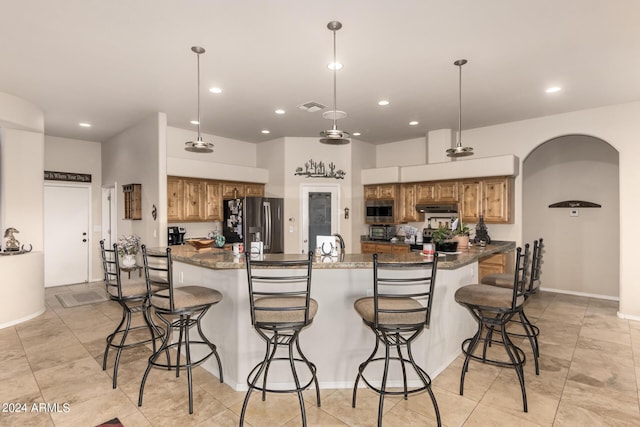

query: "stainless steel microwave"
(365, 200), (395, 224)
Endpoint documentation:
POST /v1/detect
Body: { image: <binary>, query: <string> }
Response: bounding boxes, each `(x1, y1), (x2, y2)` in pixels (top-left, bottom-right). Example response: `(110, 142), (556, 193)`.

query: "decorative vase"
(121, 254), (136, 268)
(454, 235), (470, 249)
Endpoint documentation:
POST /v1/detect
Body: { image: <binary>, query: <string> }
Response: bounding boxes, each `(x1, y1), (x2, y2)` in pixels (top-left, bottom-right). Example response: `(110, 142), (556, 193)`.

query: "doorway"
(301, 184), (340, 254)
(101, 186), (117, 248)
(44, 183), (91, 287)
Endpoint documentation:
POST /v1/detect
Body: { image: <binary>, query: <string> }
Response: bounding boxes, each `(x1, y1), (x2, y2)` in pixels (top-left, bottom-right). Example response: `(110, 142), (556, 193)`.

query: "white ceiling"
(2, 0), (639, 145)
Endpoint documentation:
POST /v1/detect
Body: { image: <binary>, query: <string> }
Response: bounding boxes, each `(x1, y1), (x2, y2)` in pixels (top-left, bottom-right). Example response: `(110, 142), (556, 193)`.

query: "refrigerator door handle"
(264, 202), (271, 250)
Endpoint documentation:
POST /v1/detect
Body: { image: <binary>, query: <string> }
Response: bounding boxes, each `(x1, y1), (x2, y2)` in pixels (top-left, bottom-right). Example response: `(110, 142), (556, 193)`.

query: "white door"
(301, 184), (340, 254)
(44, 184), (90, 287)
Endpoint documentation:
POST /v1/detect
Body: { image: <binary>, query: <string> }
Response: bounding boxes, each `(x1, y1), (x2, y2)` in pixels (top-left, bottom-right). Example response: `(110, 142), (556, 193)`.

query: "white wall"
(102, 113), (165, 255)
(351, 139), (377, 247)
(523, 135), (619, 297)
(376, 137), (427, 167)
(0, 92), (45, 328)
(44, 135), (103, 281)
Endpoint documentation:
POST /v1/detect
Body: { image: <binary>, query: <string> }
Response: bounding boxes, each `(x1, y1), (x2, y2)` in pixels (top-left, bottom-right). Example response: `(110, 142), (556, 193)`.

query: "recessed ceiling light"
(545, 86), (562, 94)
(352, 132), (361, 136)
(328, 62), (343, 71)
(261, 130), (270, 134)
(190, 120), (199, 125)
(378, 100), (390, 106)
(209, 87), (222, 94)
(275, 109), (285, 115)
(409, 121), (419, 126)
(79, 122), (91, 128)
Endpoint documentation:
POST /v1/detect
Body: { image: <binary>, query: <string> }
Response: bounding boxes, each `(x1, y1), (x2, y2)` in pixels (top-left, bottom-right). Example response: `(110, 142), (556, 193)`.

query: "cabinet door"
(245, 183), (264, 197)
(391, 244), (410, 254)
(222, 182), (245, 199)
(399, 184), (421, 223)
(167, 177), (184, 222)
(459, 180), (482, 223)
(479, 253), (507, 279)
(378, 184), (396, 200)
(375, 244), (393, 254)
(202, 181), (222, 221)
(183, 179), (203, 221)
(482, 177), (511, 223)
(435, 181), (459, 202)
(361, 242), (377, 254)
(416, 183), (436, 203)
(364, 185), (379, 200)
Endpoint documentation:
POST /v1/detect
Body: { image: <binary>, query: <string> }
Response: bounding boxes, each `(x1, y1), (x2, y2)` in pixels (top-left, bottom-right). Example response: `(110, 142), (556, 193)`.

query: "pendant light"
(446, 59), (474, 157)
(320, 21), (350, 145)
(185, 46), (214, 153)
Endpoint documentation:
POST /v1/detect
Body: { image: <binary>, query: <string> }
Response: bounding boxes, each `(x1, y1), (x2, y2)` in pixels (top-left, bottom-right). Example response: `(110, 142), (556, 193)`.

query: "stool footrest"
(147, 340), (217, 370)
(461, 337), (526, 368)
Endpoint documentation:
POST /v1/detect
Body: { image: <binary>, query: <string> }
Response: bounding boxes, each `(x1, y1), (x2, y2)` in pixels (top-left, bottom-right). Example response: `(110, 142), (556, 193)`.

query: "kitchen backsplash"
(177, 221), (222, 240)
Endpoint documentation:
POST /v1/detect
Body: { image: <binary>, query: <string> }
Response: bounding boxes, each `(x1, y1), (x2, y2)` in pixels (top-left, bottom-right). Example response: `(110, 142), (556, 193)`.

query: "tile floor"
(1, 281), (639, 426)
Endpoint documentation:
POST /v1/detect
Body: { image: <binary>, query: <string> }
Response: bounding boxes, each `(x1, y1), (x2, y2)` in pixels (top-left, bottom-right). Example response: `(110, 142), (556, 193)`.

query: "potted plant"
(431, 225), (458, 252)
(117, 235), (141, 268)
(453, 221), (471, 249)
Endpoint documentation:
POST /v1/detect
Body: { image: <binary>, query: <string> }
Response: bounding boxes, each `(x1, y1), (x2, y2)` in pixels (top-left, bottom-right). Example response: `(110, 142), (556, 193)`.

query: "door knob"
(82, 239), (87, 242)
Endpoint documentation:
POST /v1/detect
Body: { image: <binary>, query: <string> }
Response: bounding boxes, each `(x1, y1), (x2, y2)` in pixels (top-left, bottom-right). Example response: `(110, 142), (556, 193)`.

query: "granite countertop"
(157, 241), (515, 271)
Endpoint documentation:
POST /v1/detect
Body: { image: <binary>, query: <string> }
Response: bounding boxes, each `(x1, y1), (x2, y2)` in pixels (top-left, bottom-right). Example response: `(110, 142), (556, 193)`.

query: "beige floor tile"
(196, 408), (244, 427)
(554, 379), (640, 426)
(0, 354), (33, 381)
(567, 345), (638, 396)
(380, 404), (439, 427)
(464, 403), (545, 427)
(25, 340), (92, 372)
(282, 405), (348, 427)
(0, 399), (55, 427)
(0, 372), (42, 403)
(229, 392), (307, 427)
(312, 388), (402, 427)
(394, 386), (477, 427)
(48, 389), (139, 427)
(118, 411), (154, 427)
(579, 325), (632, 347)
(432, 355), (501, 402)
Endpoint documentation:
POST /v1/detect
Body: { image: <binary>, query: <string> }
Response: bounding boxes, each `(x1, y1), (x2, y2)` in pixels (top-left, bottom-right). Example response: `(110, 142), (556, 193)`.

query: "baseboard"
(540, 287), (619, 301)
(0, 308), (46, 330)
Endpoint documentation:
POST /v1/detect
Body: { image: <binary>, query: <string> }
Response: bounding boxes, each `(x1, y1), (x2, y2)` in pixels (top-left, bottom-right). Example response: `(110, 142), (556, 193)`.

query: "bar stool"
(99, 240), (165, 389)
(241, 252), (320, 427)
(138, 245), (224, 414)
(455, 245), (530, 412)
(480, 238), (543, 374)
(352, 253), (441, 427)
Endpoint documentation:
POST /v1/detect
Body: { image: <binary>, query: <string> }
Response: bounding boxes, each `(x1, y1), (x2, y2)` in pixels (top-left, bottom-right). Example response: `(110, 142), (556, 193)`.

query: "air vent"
(297, 101), (326, 112)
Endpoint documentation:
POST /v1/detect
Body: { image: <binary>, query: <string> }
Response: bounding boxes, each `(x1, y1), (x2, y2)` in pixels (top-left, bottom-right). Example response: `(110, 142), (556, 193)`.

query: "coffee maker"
(167, 226), (186, 245)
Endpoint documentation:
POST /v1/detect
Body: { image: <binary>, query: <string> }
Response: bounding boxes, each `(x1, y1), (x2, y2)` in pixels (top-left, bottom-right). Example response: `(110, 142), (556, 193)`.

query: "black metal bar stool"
(480, 238), (544, 374)
(455, 245), (531, 412)
(138, 245), (224, 414)
(241, 252), (320, 427)
(352, 253), (441, 427)
(99, 240), (165, 389)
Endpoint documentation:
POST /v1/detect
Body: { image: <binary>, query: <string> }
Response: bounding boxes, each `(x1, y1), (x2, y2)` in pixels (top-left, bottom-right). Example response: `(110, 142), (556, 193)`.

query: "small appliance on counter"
(369, 225), (396, 241)
(167, 226), (186, 245)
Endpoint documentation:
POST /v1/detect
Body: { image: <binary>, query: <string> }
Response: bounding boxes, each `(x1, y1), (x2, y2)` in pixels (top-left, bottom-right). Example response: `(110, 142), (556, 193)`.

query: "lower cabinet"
(361, 242), (410, 254)
(478, 251), (514, 280)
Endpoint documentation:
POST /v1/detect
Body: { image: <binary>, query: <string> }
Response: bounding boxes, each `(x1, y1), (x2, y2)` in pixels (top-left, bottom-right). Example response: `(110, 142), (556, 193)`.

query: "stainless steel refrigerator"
(222, 197), (284, 253)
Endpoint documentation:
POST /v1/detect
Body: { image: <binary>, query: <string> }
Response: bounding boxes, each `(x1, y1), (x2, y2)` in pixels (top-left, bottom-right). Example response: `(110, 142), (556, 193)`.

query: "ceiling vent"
(297, 101), (326, 112)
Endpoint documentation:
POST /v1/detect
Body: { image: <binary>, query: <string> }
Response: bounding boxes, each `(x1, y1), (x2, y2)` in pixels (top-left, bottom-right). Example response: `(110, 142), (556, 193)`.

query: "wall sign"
(44, 170), (92, 183)
(294, 158), (346, 179)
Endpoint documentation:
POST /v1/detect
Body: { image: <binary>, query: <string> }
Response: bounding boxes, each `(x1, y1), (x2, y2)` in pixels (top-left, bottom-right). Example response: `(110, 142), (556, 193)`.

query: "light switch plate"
(570, 209), (579, 217)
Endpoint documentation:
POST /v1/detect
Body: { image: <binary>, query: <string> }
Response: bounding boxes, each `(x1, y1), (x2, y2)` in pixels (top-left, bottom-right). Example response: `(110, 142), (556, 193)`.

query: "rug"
(95, 418), (124, 427)
(56, 289), (109, 308)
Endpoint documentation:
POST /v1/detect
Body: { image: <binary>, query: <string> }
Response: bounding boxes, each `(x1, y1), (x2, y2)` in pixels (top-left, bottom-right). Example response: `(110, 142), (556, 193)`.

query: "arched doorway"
(523, 135), (619, 299)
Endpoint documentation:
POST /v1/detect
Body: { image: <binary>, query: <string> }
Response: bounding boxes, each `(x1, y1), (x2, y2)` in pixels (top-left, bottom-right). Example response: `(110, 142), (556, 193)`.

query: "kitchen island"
(162, 242), (515, 390)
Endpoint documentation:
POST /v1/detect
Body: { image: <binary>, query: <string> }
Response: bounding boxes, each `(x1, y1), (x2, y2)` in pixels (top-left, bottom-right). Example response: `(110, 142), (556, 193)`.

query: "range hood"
(415, 203), (459, 214)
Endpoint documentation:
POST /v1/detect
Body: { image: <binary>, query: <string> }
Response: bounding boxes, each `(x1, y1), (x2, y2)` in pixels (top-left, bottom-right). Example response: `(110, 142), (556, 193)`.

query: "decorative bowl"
(186, 239), (214, 250)
(214, 235), (226, 248)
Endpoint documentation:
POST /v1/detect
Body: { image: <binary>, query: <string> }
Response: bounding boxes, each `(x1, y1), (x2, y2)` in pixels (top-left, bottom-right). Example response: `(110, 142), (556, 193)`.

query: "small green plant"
(431, 225), (453, 244)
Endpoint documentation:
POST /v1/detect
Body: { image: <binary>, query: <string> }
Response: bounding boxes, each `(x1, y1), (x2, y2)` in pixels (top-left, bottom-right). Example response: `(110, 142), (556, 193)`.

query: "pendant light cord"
(196, 50), (202, 139)
(332, 28), (338, 131)
(457, 61), (462, 146)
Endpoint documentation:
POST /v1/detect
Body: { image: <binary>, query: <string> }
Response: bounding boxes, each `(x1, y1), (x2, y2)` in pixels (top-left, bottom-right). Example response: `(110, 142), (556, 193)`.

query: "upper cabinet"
(364, 184), (398, 200)
(416, 183), (436, 203)
(435, 181), (459, 202)
(222, 181), (265, 199)
(168, 177), (263, 223)
(459, 176), (512, 224)
(399, 183), (424, 223)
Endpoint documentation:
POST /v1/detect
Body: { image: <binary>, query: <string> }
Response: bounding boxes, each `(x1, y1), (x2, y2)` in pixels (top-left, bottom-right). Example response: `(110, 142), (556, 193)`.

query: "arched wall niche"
(522, 134), (619, 298)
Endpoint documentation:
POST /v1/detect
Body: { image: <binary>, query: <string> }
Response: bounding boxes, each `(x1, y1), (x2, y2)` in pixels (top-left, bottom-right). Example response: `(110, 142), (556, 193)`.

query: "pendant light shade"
(446, 59), (474, 157)
(320, 21), (350, 145)
(185, 46), (214, 153)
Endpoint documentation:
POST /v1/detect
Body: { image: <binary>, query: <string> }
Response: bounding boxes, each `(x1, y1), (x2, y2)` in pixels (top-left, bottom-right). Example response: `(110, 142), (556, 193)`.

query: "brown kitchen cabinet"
(364, 184), (398, 200)
(167, 177), (184, 222)
(202, 181), (222, 221)
(399, 183), (424, 223)
(459, 176), (512, 224)
(168, 176), (254, 222)
(479, 251), (515, 280)
(361, 242), (410, 254)
(182, 178), (203, 221)
(435, 181), (459, 202)
(416, 182), (436, 203)
(222, 181), (265, 199)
